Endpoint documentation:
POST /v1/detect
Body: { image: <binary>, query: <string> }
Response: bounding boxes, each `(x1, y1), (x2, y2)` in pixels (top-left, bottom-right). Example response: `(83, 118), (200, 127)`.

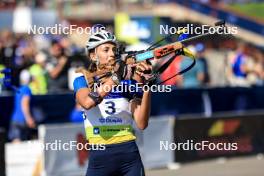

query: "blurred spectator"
(29, 51), (48, 95)
(225, 43), (262, 87)
(46, 39), (69, 93)
(8, 70), (36, 142)
(17, 38), (36, 68)
(178, 45), (206, 88)
(0, 64), (4, 93)
(195, 43), (210, 85)
(245, 49), (263, 86)
(0, 30), (16, 67)
(1, 23), (263, 92)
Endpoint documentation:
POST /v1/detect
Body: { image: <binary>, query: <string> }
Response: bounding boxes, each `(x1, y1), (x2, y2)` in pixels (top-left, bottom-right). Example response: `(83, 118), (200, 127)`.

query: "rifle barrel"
(181, 32), (212, 44)
(181, 25), (226, 44)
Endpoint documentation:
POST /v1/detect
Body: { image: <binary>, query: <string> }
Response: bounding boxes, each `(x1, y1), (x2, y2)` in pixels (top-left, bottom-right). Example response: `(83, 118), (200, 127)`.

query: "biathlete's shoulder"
(73, 76), (88, 93)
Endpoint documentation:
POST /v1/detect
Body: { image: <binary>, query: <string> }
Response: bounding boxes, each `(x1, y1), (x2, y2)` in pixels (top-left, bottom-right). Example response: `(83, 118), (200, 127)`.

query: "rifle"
(76, 20), (227, 90)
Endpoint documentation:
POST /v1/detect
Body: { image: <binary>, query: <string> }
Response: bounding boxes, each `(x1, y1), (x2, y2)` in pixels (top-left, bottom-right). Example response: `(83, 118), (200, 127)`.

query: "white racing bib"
(83, 96), (136, 144)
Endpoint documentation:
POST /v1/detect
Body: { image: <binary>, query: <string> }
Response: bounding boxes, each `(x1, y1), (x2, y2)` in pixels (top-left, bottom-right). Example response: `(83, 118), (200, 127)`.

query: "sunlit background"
(0, 0), (264, 176)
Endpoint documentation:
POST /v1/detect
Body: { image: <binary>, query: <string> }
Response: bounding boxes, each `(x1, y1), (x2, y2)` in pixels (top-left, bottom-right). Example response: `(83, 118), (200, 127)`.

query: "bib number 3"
(105, 101), (116, 115)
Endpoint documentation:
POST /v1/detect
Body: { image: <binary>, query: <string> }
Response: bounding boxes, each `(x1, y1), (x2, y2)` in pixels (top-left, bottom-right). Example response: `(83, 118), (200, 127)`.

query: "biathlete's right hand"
(134, 61), (154, 85)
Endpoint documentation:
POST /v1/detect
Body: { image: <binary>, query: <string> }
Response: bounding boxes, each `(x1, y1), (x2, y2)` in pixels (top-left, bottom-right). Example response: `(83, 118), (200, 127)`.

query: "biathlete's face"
(90, 42), (117, 65)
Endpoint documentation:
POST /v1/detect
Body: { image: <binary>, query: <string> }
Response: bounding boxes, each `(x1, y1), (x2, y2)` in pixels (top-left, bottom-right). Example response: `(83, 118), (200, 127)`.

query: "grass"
(228, 3), (264, 20)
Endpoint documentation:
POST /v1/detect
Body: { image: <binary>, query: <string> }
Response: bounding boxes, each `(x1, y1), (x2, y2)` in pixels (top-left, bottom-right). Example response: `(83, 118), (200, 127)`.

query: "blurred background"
(0, 0), (264, 176)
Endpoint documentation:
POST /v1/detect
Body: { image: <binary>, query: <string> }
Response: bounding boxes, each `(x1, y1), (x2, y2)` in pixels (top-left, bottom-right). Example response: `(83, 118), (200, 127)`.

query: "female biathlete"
(73, 29), (152, 176)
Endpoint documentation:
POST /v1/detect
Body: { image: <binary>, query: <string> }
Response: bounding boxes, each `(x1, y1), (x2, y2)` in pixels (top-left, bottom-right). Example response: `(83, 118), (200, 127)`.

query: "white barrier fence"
(6, 116), (175, 176)
(138, 116), (175, 169)
(5, 141), (43, 176)
(0, 129), (6, 176)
